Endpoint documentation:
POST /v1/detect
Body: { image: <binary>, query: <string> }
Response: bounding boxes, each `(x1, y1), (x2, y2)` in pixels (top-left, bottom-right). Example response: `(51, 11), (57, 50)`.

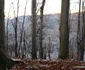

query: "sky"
(5, 0), (79, 18)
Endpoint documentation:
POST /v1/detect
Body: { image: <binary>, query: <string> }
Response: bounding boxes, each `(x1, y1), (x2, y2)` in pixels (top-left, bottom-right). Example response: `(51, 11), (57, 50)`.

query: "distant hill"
(5, 14), (60, 29)
(5, 13), (79, 33)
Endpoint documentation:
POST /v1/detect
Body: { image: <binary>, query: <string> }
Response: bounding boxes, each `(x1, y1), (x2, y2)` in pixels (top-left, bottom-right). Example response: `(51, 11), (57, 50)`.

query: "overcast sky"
(5, 0), (79, 18)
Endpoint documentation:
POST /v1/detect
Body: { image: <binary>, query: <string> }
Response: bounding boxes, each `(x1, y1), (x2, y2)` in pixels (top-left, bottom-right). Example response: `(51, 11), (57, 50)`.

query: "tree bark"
(79, 1), (85, 61)
(77, 0), (81, 60)
(39, 0), (46, 59)
(15, 0), (19, 57)
(32, 0), (37, 59)
(59, 0), (70, 59)
(0, 0), (7, 69)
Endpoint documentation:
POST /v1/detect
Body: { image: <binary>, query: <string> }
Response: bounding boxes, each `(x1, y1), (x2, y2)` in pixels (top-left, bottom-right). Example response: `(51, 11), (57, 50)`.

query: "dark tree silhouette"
(59, 0), (70, 59)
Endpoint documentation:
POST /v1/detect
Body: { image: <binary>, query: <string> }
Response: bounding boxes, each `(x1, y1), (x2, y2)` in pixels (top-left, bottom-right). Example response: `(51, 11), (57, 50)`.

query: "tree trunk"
(48, 35), (51, 59)
(59, 0), (70, 59)
(15, 17), (18, 57)
(32, 0), (37, 59)
(15, 0), (19, 57)
(39, 0), (46, 59)
(79, 1), (85, 61)
(77, 0), (81, 60)
(0, 0), (6, 69)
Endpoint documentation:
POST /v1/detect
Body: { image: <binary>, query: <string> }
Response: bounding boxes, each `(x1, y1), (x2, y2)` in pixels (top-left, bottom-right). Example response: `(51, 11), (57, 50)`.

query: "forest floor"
(10, 58), (85, 70)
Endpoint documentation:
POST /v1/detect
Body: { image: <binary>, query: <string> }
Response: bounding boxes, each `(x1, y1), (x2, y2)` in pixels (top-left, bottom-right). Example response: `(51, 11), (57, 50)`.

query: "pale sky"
(5, 0), (79, 18)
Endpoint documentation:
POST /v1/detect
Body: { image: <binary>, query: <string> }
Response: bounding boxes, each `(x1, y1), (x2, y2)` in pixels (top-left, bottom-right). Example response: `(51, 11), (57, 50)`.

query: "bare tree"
(0, 0), (6, 69)
(79, 1), (85, 61)
(32, 0), (37, 59)
(59, 0), (70, 59)
(0, 0), (14, 69)
(18, 0), (28, 58)
(48, 34), (51, 59)
(39, 0), (46, 59)
(12, 0), (20, 57)
(77, 0), (81, 60)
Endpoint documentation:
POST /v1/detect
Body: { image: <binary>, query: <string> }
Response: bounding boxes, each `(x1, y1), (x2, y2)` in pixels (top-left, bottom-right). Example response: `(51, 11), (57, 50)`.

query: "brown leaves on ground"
(10, 59), (85, 70)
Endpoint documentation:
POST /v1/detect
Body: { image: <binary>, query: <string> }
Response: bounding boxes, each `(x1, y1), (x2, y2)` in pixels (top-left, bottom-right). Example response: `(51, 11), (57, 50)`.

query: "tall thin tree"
(39, 0), (46, 59)
(77, 0), (81, 60)
(15, 0), (19, 57)
(79, 1), (85, 61)
(32, 0), (37, 59)
(59, 0), (70, 59)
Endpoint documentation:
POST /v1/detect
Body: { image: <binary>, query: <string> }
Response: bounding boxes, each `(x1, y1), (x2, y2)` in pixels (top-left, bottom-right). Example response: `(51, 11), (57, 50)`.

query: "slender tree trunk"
(32, 0), (37, 59)
(15, 17), (18, 57)
(48, 35), (51, 59)
(39, 0), (46, 59)
(77, 0), (81, 60)
(23, 30), (26, 58)
(59, 0), (70, 59)
(15, 0), (19, 57)
(80, 1), (85, 61)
